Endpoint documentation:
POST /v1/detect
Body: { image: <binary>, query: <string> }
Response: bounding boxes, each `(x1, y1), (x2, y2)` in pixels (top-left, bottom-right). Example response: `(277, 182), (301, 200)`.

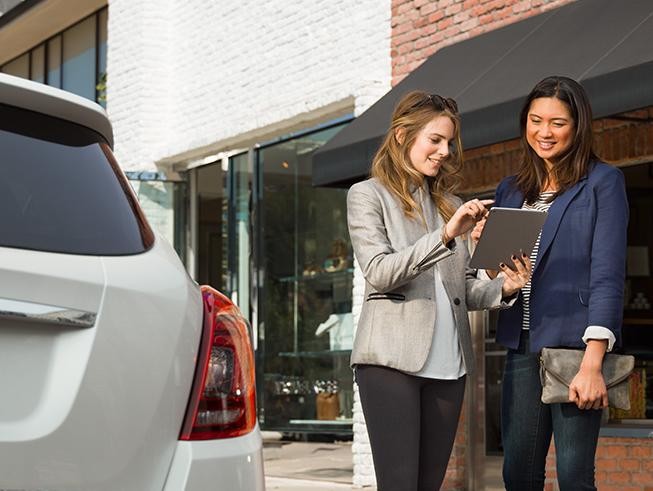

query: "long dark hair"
(516, 76), (598, 204)
(371, 90), (463, 222)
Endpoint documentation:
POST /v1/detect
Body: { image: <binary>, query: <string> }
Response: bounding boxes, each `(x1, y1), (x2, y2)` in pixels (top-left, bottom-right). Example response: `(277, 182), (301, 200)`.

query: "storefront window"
(256, 122), (353, 434)
(197, 162), (229, 292)
(1, 52), (28, 78)
(0, 8), (107, 104)
(47, 36), (62, 88)
(129, 176), (188, 264)
(228, 152), (252, 320)
(484, 309), (505, 454)
(97, 9), (108, 107)
(617, 162), (653, 424)
(62, 16), (96, 101)
(31, 45), (45, 83)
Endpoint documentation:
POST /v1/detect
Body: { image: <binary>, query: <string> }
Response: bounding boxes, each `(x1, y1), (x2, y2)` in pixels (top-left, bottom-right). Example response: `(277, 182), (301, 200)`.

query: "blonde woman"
(347, 91), (531, 490)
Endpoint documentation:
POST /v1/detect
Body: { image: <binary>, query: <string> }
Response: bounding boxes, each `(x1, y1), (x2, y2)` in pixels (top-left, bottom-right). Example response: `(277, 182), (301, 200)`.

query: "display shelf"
(278, 349), (351, 358)
(267, 419), (354, 436)
(289, 418), (353, 426)
(278, 268), (354, 283)
(600, 424), (653, 438)
(621, 348), (653, 359)
(623, 317), (653, 326)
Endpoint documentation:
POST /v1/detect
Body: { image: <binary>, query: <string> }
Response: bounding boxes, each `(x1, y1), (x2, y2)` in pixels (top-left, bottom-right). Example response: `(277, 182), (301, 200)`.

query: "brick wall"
(444, 409), (467, 489)
(461, 107), (653, 194)
(594, 438), (653, 490)
(544, 437), (653, 491)
(107, 0), (392, 171)
(391, 0), (576, 86)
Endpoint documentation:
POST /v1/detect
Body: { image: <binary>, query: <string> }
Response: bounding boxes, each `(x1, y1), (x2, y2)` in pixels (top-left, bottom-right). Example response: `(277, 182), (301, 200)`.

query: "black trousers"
(356, 364), (466, 491)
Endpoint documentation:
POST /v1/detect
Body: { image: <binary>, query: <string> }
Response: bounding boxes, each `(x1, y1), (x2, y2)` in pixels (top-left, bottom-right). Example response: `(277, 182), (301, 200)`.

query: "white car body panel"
(0, 247), (104, 441)
(164, 426), (265, 491)
(0, 72), (266, 490)
(0, 237), (204, 490)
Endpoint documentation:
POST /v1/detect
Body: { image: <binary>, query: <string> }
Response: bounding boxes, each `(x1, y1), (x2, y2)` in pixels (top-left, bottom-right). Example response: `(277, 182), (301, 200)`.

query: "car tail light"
(180, 286), (257, 440)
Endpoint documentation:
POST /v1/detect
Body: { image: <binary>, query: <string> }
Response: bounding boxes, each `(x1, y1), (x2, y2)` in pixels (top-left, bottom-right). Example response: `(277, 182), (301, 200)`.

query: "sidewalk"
(262, 433), (504, 490)
(262, 433), (363, 491)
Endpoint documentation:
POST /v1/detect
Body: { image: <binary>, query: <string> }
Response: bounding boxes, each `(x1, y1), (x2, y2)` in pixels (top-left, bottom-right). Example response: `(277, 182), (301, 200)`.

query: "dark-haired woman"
(473, 76), (628, 490)
(347, 91), (531, 490)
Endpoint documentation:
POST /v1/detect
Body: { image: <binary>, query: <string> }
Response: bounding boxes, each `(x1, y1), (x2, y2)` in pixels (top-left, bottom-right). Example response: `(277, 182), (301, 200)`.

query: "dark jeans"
(501, 331), (602, 491)
(356, 364), (466, 491)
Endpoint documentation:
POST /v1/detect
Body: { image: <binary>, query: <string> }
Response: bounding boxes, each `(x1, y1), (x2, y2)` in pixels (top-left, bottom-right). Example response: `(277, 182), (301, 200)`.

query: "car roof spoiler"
(0, 72), (113, 148)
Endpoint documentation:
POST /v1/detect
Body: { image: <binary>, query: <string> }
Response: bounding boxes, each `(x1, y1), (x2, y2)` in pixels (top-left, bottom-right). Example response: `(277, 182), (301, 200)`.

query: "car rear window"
(0, 103), (154, 255)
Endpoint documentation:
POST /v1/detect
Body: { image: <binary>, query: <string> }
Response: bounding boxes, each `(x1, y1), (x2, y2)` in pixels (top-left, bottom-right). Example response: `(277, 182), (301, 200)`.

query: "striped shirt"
(521, 191), (556, 330)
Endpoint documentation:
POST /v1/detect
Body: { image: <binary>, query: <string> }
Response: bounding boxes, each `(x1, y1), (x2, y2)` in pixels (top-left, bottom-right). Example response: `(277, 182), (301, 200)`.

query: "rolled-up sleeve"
(582, 325), (616, 351)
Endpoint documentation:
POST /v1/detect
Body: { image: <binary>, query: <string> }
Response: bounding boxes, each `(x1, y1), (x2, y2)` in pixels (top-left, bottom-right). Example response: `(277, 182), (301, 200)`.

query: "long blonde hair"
(371, 90), (463, 224)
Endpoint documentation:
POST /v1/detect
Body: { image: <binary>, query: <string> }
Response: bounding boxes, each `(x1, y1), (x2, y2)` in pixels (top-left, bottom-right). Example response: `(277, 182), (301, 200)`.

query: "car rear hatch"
(0, 97), (203, 490)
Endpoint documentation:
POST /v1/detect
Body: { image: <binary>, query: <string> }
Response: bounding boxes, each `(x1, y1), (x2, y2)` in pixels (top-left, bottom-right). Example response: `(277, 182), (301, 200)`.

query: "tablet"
(469, 207), (547, 270)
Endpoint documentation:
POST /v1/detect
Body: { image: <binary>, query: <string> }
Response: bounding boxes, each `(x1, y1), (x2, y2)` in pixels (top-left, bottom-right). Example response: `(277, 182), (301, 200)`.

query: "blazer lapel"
(420, 184), (437, 233)
(502, 186), (526, 209)
(414, 183), (455, 285)
(406, 182), (434, 238)
(433, 198), (457, 291)
(533, 177), (587, 273)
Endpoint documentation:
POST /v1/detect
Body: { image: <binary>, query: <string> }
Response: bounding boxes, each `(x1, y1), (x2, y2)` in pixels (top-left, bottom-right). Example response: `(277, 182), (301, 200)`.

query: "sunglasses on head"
(411, 94), (459, 114)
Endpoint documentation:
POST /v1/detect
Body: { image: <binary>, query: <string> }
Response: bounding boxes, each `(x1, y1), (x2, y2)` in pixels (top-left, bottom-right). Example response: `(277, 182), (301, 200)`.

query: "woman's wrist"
(441, 224), (452, 245)
(501, 282), (517, 298)
(580, 339), (608, 372)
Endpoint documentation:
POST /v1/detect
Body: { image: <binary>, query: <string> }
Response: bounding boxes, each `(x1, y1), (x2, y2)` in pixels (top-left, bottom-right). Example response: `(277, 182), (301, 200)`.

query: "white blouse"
(413, 267), (465, 379)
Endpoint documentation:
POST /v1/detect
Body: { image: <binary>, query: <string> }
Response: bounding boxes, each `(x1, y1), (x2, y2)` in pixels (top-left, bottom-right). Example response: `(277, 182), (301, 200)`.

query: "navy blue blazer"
(494, 162), (629, 351)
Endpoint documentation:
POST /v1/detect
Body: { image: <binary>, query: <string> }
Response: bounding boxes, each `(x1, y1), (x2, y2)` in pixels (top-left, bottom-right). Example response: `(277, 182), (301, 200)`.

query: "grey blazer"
(347, 178), (506, 375)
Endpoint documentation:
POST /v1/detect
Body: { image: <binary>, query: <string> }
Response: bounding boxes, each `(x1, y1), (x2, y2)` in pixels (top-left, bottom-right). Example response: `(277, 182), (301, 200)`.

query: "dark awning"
(313, 0), (653, 187)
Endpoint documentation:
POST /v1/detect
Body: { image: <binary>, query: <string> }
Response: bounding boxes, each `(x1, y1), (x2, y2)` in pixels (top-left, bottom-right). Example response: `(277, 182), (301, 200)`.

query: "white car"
(0, 73), (265, 491)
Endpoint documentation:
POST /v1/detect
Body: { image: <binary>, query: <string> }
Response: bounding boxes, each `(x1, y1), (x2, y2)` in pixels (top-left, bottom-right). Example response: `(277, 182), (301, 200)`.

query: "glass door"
(196, 161), (229, 291)
(255, 122), (354, 435)
(195, 154), (253, 319)
(228, 152), (252, 319)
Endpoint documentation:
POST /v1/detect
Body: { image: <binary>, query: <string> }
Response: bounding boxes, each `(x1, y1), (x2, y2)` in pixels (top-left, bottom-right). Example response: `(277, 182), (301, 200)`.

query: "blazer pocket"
(367, 292), (406, 302)
(578, 288), (590, 306)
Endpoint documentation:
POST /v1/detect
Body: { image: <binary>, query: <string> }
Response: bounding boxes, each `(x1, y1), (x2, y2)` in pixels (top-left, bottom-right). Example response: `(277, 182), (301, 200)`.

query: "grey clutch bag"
(539, 348), (635, 410)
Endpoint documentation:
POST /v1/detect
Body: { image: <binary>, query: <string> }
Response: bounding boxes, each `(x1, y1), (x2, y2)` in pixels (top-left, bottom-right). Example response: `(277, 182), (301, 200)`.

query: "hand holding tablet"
(469, 207), (547, 270)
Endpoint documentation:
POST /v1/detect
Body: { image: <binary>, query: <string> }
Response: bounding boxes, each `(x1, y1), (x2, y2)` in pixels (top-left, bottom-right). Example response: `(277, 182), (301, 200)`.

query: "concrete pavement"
(262, 434), (363, 491)
(261, 433), (505, 490)
(265, 477), (356, 490)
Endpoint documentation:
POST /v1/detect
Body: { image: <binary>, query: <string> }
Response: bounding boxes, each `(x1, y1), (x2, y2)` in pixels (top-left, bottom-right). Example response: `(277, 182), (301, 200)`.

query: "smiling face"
(526, 97), (575, 168)
(408, 115), (455, 177)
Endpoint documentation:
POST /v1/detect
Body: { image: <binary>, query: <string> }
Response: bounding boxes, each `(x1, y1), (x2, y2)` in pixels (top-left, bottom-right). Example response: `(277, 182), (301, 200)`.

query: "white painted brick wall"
(351, 257), (377, 488)
(106, 0), (175, 170)
(106, 0), (391, 170)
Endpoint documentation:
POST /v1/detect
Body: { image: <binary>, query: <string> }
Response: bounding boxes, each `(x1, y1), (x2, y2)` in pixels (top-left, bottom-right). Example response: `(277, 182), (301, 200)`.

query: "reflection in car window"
(0, 103), (154, 255)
